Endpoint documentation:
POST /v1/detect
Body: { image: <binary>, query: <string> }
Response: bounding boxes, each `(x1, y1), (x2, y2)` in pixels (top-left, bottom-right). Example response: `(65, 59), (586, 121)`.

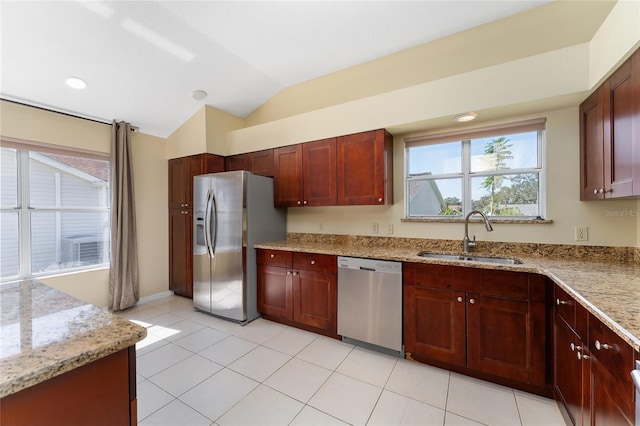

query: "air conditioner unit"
(61, 234), (105, 264)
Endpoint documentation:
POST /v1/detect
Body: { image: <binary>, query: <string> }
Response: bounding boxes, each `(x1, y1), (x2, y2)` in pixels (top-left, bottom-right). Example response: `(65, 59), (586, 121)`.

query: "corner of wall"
(204, 105), (245, 156)
(166, 107), (207, 159)
(589, 0), (640, 88)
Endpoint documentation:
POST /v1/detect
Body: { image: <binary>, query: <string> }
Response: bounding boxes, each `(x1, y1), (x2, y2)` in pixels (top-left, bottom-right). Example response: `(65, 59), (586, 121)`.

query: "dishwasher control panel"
(337, 256), (402, 273)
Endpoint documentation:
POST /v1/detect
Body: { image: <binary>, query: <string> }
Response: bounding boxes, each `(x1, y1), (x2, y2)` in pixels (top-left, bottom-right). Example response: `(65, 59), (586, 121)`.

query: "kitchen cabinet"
(168, 153), (224, 298)
(225, 149), (274, 177)
(273, 138), (337, 207)
(580, 47), (640, 200)
(403, 263), (548, 393)
(589, 312), (635, 426)
(554, 286), (590, 426)
(257, 249), (338, 337)
(337, 129), (393, 205)
(1, 347), (137, 426)
(554, 284), (636, 426)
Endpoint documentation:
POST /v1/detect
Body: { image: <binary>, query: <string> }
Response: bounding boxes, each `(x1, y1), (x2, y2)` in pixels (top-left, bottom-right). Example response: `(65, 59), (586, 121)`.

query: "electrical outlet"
(372, 223), (379, 234)
(319, 222), (324, 232)
(575, 226), (588, 241)
(386, 224), (394, 234)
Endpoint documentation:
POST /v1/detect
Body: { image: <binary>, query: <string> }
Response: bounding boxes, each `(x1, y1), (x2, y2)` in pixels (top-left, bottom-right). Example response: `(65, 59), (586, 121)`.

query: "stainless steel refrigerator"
(193, 171), (286, 324)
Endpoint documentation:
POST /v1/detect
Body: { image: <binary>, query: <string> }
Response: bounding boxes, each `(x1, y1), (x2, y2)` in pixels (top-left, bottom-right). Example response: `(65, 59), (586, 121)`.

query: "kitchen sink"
(417, 251), (523, 265)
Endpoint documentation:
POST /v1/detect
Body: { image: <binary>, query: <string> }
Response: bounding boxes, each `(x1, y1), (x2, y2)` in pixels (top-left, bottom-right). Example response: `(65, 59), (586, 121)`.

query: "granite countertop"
(255, 237), (640, 352)
(0, 279), (147, 398)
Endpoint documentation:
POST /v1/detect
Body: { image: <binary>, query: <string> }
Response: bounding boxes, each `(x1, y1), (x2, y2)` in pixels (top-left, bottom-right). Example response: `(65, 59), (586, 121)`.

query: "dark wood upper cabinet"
(273, 144), (304, 207)
(302, 138), (337, 206)
(580, 47), (640, 200)
(225, 149), (274, 177)
(169, 154), (224, 209)
(337, 129), (393, 205)
(273, 139), (337, 207)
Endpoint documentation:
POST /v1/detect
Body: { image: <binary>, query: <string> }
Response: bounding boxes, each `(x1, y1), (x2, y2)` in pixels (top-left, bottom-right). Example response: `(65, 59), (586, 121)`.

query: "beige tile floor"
(118, 295), (566, 426)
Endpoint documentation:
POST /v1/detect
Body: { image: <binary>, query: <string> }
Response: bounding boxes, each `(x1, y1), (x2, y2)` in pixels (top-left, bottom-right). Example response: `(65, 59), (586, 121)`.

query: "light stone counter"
(0, 279), (147, 398)
(255, 234), (640, 352)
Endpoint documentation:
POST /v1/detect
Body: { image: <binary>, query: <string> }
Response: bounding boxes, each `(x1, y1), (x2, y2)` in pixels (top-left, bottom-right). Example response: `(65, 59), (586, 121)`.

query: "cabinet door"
(467, 295), (546, 386)
(302, 138), (337, 206)
(554, 315), (586, 426)
(168, 156), (201, 209)
(590, 356), (634, 426)
(403, 285), (465, 366)
(251, 149), (274, 177)
(225, 153), (250, 172)
(273, 144), (303, 207)
(168, 208), (192, 298)
(580, 88), (605, 200)
(337, 129), (393, 205)
(604, 57), (635, 198)
(257, 264), (293, 320)
(293, 269), (337, 332)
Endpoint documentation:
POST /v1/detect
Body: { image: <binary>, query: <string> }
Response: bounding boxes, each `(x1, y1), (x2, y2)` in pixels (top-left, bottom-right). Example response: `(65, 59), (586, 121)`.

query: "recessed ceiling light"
(65, 77), (87, 90)
(454, 112), (478, 123)
(192, 90), (207, 101)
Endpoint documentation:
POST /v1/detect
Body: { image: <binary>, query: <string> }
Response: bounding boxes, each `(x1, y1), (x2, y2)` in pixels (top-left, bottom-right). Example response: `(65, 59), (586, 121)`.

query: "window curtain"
(109, 121), (139, 311)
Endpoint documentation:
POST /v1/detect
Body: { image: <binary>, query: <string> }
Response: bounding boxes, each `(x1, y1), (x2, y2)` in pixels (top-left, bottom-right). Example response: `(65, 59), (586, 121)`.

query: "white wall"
(286, 107), (637, 247)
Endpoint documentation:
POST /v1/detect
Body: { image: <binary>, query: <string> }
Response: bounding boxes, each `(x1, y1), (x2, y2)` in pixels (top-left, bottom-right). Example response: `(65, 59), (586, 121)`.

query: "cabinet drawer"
(409, 264), (453, 289)
(257, 249), (292, 268)
(479, 269), (529, 300)
(293, 252), (337, 273)
(589, 315), (634, 388)
(554, 285), (576, 328)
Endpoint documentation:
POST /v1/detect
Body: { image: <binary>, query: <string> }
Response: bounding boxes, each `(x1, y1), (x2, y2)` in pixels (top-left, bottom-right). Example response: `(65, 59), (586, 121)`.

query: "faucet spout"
(463, 210), (493, 253)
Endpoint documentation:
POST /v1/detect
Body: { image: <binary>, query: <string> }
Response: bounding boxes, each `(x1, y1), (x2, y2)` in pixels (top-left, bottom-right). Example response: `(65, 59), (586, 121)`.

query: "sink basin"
(417, 251), (523, 265)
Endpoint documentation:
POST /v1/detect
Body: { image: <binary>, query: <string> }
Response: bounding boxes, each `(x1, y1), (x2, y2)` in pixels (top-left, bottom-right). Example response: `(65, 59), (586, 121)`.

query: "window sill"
(401, 217), (553, 224)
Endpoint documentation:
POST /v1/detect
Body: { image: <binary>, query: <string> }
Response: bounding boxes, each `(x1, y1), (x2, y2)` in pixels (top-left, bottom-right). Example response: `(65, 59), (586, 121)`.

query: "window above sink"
(404, 118), (546, 221)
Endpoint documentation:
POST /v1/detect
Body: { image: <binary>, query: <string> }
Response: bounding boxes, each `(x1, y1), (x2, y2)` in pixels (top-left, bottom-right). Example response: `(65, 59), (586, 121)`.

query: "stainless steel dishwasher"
(337, 256), (403, 355)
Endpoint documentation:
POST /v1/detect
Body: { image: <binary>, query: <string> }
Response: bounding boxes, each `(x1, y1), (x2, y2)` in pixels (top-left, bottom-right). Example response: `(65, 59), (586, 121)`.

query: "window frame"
(404, 119), (546, 220)
(1, 138), (111, 282)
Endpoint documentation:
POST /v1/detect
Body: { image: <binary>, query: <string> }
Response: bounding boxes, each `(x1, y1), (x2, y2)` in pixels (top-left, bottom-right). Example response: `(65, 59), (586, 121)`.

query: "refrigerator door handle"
(204, 189), (215, 258)
(210, 192), (218, 256)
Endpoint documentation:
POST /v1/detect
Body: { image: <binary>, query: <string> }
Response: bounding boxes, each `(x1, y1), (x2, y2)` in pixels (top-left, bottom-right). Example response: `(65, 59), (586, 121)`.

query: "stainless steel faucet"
(463, 210), (493, 253)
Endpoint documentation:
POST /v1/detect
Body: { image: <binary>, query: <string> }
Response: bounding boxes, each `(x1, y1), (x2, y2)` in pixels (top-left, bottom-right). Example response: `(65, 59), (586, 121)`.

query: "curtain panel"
(109, 121), (139, 311)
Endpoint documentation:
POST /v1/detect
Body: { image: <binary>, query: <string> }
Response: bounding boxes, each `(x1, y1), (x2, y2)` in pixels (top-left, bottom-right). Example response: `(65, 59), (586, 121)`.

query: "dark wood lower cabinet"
(1, 347), (137, 426)
(257, 249), (337, 338)
(403, 262), (550, 395)
(169, 208), (192, 298)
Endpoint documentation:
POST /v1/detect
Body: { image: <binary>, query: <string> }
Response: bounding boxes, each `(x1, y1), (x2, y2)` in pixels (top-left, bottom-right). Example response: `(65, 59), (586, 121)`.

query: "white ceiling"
(1, 1), (550, 137)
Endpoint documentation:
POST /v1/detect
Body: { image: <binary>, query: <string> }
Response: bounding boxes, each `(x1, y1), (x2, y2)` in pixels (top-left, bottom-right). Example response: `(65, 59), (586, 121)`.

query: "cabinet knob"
(457, 296), (463, 302)
(310, 260), (316, 265)
(378, 197), (383, 203)
(270, 254), (275, 259)
(594, 340), (612, 351)
(556, 299), (568, 306)
(303, 200), (308, 205)
(297, 201), (302, 205)
(570, 343), (575, 351)
(469, 298), (476, 304)
(292, 271), (298, 276)
(287, 271), (291, 275)
(603, 188), (611, 194)
(593, 189), (599, 195)
(578, 352), (590, 361)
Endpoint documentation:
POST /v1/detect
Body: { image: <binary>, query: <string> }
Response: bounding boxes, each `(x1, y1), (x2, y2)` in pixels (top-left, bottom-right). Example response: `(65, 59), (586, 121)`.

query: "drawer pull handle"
(310, 260), (316, 265)
(595, 340), (611, 351)
(457, 296), (463, 303)
(556, 299), (568, 306)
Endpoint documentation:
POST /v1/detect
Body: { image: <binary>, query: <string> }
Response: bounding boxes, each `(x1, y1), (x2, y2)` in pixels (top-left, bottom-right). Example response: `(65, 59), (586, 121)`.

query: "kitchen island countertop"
(0, 280), (147, 398)
(255, 239), (640, 352)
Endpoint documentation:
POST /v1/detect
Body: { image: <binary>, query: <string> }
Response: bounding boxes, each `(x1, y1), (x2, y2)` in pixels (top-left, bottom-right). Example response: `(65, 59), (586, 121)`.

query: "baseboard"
(138, 290), (174, 305)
